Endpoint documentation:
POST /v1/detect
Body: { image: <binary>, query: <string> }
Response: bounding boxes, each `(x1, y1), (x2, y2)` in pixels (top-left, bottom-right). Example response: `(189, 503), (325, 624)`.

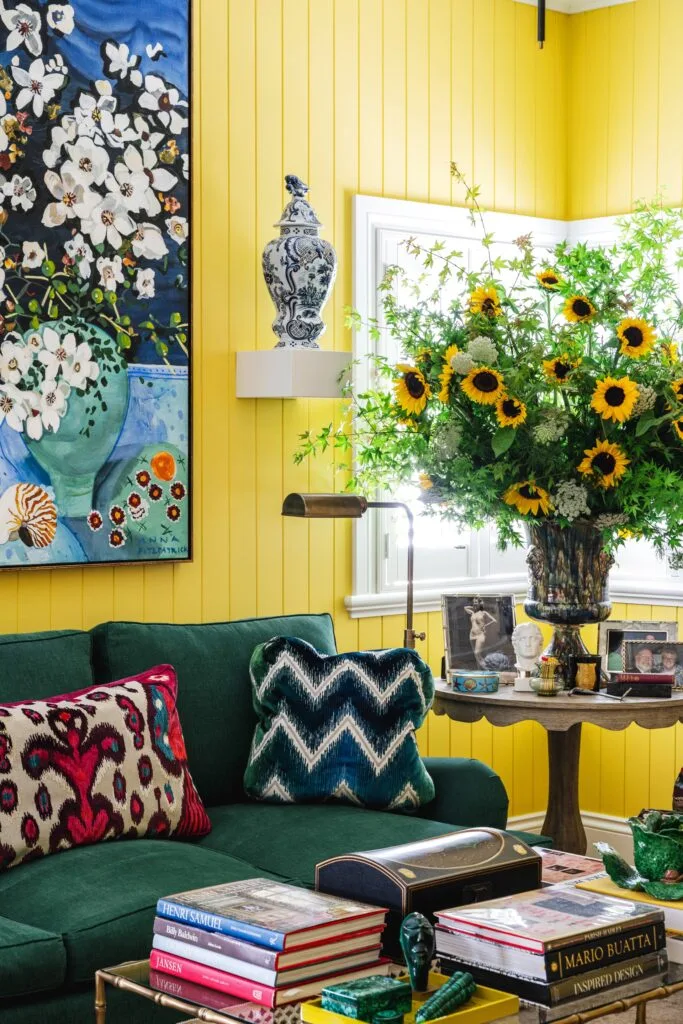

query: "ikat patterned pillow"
(243, 637), (435, 811)
(0, 665), (210, 872)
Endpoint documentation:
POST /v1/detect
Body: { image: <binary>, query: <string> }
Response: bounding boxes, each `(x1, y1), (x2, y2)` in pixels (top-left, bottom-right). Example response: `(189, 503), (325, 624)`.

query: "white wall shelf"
(235, 349), (350, 399)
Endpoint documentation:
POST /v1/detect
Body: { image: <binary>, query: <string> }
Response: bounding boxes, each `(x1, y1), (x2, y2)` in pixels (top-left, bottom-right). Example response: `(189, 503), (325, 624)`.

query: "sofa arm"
(416, 757), (509, 829)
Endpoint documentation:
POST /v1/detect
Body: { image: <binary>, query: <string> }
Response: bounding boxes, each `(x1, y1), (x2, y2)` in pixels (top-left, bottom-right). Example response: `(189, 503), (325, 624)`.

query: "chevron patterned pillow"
(243, 637), (435, 811)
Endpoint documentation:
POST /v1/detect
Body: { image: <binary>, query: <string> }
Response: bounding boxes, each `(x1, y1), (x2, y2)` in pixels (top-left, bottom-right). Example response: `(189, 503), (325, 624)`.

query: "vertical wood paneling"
(8, 0), (623, 822)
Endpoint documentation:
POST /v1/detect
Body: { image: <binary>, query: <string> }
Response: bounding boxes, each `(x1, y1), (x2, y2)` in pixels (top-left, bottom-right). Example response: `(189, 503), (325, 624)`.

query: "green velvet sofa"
(0, 613), (544, 1023)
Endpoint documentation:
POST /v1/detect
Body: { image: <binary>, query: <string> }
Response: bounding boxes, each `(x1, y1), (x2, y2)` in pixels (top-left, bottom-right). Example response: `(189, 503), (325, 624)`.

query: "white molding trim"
(513, 0), (634, 14)
(347, 574), (683, 619)
(508, 811), (634, 861)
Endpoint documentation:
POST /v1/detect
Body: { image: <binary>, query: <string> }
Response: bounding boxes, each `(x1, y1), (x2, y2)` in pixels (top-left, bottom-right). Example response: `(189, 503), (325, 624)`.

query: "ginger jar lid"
(275, 174), (322, 232)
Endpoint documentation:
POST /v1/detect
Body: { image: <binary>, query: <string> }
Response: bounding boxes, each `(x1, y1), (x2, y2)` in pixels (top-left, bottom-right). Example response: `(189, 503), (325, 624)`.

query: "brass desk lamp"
(281, 493), (426, 649)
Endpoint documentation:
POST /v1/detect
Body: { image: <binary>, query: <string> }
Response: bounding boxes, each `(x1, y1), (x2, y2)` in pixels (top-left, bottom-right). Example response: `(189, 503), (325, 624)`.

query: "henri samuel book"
(156, 879), (388, 950)
(435, 887), (665, 979)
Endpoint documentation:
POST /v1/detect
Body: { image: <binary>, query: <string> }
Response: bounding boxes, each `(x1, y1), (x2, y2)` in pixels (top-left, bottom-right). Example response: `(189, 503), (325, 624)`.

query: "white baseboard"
(508, 810), (634, 861)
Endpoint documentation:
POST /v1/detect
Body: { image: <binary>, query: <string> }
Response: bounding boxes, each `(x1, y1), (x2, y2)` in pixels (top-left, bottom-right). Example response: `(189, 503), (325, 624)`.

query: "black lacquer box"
(316, 828), (542, 959)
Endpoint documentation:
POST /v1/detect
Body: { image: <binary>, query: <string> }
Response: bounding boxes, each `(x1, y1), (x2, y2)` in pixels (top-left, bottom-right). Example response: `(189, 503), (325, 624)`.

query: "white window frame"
(346, 194), (683, 618)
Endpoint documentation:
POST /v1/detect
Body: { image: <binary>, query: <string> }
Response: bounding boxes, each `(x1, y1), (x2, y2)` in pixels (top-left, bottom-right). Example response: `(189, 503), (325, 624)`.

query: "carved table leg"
(542, 723), (586, 854)
(95, 972), (107, 1023)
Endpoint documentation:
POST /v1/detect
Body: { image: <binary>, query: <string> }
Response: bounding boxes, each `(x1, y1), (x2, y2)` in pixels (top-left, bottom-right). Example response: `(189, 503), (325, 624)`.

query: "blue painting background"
(0, 0), (191, 565)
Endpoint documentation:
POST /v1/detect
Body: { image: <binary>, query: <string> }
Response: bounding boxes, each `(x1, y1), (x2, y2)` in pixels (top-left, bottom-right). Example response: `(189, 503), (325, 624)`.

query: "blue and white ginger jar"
(261, 174), (337, 348)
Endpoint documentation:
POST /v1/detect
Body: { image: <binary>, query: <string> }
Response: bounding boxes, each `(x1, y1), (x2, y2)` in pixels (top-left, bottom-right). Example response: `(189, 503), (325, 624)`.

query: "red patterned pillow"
(0, 665), (210, 871)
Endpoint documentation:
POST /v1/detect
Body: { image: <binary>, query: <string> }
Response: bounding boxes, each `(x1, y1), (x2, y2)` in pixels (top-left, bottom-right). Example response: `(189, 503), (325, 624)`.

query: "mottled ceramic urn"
(524, 522), (613, 680)
(261, 174), (337, 348)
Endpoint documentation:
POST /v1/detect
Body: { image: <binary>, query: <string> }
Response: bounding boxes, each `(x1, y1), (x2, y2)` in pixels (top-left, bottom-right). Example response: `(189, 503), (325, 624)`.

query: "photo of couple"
(623, 641), (683, 687)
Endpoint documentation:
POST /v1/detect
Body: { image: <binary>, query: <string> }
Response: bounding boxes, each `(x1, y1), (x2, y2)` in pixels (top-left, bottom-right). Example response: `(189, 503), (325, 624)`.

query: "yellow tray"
(300, 972), (519, 1024)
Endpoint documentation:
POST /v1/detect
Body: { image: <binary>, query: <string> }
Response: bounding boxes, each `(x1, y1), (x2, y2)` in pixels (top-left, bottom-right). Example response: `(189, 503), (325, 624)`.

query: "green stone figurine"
(399, 912), (435, 993)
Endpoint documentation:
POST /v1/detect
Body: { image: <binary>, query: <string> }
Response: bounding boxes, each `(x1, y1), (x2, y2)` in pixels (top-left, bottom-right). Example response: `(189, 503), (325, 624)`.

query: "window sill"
(346, 574), (683, 619)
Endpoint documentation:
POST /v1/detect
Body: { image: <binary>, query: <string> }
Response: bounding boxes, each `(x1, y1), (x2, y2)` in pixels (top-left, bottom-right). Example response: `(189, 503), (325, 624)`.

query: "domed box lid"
(275, 174), (322, 231)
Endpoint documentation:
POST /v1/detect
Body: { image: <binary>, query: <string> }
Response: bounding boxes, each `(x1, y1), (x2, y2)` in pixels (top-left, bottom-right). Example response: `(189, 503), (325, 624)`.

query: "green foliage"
(297, 171), (683, 554)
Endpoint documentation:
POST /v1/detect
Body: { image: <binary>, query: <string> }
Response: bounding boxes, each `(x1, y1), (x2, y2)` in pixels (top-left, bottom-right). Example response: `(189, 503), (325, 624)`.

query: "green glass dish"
(321, 976), (413, 1022)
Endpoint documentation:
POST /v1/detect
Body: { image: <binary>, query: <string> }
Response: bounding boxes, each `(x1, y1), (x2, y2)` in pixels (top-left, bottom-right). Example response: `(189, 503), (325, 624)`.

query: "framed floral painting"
(0, 0), (191, 567)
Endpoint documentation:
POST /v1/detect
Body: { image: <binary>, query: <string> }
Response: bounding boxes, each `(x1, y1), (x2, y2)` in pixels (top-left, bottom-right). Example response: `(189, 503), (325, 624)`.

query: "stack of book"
(434, 886), (668, 1021)
(606, 672), (673, 698)
(150, 878), (391, 1008)
(577, 873), (683, 965)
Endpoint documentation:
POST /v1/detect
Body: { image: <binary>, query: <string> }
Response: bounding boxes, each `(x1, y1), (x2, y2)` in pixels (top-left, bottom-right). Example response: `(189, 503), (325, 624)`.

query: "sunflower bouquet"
(297, 171), (683, 555)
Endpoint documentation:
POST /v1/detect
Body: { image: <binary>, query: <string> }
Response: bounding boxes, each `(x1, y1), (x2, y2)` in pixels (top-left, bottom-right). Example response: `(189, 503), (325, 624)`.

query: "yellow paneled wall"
(5, 1), (679, 821)
(567, 0), (683, 819)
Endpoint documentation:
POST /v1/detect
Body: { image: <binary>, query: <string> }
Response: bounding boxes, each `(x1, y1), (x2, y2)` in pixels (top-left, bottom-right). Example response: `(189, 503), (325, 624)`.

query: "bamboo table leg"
(635, 1005), (647, 1024)
(95, 971), (107, 1023)
(542, 723), (586, 854)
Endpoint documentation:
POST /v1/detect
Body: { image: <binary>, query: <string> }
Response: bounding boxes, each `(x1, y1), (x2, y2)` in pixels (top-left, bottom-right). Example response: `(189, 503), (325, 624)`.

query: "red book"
(149, 949), (391, 1007)
(612, 673), (674, 684)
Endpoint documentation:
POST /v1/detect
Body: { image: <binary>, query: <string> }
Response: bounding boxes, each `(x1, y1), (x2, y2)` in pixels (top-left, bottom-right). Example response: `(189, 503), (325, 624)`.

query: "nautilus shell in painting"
(0, 484), (57, 549)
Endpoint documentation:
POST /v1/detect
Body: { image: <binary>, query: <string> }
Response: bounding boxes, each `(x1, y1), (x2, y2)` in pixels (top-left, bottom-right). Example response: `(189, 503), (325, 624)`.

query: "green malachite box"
(322, 976), (413, 1022)
(316, 828), (542, 959)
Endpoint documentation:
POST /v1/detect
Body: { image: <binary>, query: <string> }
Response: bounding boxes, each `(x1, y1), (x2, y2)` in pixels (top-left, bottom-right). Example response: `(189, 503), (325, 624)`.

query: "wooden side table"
(432, 683), (683, 853)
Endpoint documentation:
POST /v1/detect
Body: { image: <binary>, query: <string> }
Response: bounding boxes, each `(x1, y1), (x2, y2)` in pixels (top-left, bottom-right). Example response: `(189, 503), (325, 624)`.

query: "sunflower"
(590, 376), (639, 422)
(495, 395), (527, 428)
(418, 473), (433, 490)
(438, 344), (458, 402)
(617, 317), (656, 359)
(578, 439), (629, 489)
(461, 366), (505, 405)
(563, 295), (595, 322)
(469, 286), (502, 318)
(537, 269), (561, 290)
(673, 379), (683, 402)
(674, 417), (683, 441)
(503, 481), (552, 516)
(543, 354), (579, 385)
(394, 364), (431, 415)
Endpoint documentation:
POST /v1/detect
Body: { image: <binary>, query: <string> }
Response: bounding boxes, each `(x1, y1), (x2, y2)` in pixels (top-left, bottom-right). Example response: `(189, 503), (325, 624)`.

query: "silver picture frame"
(598, 620), (678, 674)
(441, 593), (517, 674)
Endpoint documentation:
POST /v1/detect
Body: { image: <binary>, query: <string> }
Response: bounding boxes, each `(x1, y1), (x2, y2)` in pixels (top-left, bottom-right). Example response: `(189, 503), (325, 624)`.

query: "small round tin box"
(448, 670), (499, 693)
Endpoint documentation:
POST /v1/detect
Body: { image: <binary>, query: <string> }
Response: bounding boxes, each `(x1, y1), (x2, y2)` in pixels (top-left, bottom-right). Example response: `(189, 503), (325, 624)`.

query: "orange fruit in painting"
(150, 451), (176, 481)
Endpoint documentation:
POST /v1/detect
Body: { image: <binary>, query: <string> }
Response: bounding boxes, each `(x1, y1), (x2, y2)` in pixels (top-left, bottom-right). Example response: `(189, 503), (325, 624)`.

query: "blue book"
(155, 878), (387, 951)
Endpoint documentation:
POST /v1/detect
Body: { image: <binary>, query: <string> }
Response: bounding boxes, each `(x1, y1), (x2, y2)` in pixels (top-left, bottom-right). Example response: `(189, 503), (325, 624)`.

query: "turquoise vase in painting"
(23, 319), (129, 519)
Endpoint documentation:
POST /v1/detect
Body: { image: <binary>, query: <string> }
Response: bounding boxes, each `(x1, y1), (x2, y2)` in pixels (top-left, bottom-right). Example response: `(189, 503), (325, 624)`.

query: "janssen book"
(149, 949), (392, 1007)
(155, 879), (388, 951)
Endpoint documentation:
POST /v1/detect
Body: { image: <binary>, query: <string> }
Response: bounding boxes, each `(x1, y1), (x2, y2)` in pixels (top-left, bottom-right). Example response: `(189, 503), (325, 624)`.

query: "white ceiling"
(514, 0), (634, 13)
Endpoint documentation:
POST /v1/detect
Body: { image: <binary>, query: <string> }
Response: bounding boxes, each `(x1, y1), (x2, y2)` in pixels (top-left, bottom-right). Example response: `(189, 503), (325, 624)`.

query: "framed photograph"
(622, 641), (683, 686)
(442, 594), (516, 673)
(0, 1), (191, 568)
(598, 621), (677, 674)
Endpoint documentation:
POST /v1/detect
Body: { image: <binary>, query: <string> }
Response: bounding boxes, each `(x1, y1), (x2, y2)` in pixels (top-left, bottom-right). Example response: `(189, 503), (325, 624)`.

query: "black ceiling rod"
(538, 0), (546, 49)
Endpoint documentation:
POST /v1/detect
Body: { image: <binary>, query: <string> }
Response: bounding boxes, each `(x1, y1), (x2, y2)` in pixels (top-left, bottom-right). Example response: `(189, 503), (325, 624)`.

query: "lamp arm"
(366, 500), (426, 649)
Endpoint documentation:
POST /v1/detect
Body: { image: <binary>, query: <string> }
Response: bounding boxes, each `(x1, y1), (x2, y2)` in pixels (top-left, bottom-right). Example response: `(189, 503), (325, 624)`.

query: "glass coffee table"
(95, 960), (683, 1024)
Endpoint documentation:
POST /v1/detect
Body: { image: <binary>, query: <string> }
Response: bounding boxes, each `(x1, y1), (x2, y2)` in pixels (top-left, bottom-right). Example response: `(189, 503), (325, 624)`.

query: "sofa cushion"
(0, 629), (92, 704)
(0, 916), (66, 999)
(244, 638), (435, 811)
(0, 665), (210, 873)
(90, 615), (338, 806)
(199, 803), (462, 884)
(0, 838), (282, 985)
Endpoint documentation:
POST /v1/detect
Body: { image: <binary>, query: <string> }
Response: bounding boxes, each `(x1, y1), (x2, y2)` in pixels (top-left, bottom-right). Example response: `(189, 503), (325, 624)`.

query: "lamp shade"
(281, 493), (368, 518)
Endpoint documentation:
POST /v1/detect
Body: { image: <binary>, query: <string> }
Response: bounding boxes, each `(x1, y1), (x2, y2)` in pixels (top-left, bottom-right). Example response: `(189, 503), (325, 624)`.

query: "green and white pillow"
(243, 637), (435, 811)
